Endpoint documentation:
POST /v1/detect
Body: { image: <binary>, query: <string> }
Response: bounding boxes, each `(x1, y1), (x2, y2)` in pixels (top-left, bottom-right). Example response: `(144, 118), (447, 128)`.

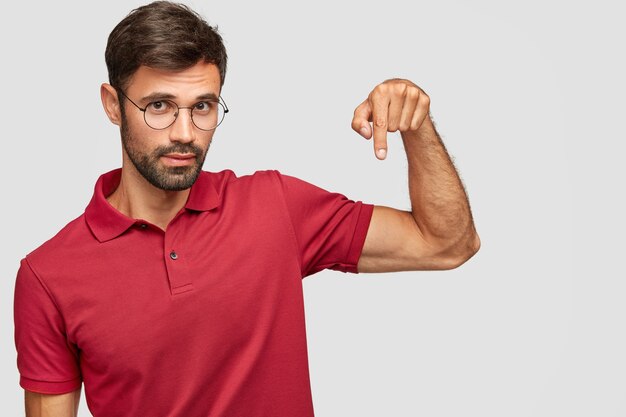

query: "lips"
(163, 153), (195, 159)
(160, 153), (197, 166)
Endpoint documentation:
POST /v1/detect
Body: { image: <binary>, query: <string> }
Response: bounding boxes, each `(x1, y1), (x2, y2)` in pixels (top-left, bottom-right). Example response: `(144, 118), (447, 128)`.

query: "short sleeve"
(274, 171), (374, 277)
(14, 258), (82, 394)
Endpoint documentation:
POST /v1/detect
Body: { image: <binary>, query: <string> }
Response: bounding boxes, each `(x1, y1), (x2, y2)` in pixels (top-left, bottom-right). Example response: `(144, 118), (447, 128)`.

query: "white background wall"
(1, 0), (624, 415)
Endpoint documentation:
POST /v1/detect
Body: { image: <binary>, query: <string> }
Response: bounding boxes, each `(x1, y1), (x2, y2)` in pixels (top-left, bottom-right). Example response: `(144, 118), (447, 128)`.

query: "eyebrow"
(140, 91), (219, 103)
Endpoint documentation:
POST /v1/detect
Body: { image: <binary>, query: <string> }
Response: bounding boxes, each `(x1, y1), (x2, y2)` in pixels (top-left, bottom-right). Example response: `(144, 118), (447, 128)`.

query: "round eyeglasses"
(118, 90), (229, 131)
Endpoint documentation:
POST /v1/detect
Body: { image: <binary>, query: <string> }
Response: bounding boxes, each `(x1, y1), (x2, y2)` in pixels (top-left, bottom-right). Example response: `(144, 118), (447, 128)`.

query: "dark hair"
(105, 1), (227, 92)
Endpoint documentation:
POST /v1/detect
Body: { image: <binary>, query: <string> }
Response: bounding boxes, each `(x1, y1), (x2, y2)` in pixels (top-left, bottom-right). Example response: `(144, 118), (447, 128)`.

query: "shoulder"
(211, 168), (291, 195)
(223, 169), (322, 190)
(210, 169), (326, 214)
(216, 168), (281, 183)
(24, 214), (91, 275)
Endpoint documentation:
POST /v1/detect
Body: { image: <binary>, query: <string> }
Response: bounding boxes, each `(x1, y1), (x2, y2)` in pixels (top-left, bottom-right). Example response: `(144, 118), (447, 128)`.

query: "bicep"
(357, 205), (461, 272)
(25, 387), (81, 417)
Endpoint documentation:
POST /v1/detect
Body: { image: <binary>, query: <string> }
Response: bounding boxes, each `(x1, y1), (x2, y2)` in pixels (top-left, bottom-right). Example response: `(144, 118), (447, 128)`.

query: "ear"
(101, 83), (122, 126)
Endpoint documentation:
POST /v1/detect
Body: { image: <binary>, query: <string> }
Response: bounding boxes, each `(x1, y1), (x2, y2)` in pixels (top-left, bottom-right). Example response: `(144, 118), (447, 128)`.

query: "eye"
(193, 101), (214, 114)
(146, 100), (173, 114)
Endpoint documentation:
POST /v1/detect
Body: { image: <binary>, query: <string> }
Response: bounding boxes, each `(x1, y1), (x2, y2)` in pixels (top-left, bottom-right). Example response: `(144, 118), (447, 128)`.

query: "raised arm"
(25, 387), (81, 417)
(353, 79), (480, 272)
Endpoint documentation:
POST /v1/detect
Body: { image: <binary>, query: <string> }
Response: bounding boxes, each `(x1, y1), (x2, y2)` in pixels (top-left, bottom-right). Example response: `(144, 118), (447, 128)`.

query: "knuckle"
(375, 83), (388, 95)
(394, 82), (408, 96)
(375, 116), (387, 128)
(407, 87), (420, 100)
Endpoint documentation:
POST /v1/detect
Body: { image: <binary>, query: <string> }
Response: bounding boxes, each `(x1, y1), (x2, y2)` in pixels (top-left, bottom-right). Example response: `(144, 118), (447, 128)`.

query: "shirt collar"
(85, 168), (221, 242)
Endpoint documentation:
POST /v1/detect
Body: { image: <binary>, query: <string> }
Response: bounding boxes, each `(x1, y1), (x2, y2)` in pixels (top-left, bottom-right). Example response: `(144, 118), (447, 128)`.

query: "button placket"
(163, 221), (194, 295)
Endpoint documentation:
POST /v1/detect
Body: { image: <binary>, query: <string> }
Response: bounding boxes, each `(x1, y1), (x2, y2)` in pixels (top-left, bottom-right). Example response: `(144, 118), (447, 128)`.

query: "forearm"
(25, 388), (80, 417)
(402, 115), (478, 250)
(352, 78), (479, 269)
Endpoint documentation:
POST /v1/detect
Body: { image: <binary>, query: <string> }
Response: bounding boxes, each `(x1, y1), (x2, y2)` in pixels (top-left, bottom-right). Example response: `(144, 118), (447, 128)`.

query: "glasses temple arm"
(219, 96), (229, 113)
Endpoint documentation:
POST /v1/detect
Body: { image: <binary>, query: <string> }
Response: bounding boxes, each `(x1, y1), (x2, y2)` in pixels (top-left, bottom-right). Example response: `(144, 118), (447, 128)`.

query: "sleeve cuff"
(20, 375), (82, 394)
(341, 202), (375, 274)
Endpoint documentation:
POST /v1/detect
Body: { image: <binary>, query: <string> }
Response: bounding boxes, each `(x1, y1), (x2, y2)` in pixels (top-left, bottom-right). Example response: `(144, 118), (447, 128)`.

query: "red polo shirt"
(14, 168), (374, 417)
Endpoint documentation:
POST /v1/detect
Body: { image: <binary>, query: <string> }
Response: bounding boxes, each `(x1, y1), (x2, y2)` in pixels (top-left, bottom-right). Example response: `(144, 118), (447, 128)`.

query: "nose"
(168, 108), (196, 143)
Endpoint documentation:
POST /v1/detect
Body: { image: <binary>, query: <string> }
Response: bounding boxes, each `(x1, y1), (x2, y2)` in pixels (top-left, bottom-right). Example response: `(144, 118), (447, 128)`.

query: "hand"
(352, 79), (431, 160)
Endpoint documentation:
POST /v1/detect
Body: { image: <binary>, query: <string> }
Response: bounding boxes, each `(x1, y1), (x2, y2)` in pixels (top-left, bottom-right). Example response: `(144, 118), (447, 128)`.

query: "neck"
(106, 163), (191, 231)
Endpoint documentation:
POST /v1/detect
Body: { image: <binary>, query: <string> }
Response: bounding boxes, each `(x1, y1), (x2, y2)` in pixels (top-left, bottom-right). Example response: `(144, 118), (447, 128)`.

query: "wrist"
(401, 115), (436, 143)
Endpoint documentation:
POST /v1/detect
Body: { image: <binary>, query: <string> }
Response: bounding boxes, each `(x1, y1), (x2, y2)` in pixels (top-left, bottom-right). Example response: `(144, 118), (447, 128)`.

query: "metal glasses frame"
(118, 90), (229, 131)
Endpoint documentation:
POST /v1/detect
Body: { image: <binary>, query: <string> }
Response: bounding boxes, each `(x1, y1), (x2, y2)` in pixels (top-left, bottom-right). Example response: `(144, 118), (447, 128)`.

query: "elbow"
(432, 229), (481, 270)
(456, 229), (481, 268)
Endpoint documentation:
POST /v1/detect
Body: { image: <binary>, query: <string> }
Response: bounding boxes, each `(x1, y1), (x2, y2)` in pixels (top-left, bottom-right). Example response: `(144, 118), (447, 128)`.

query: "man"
(13, 1), (479, 416)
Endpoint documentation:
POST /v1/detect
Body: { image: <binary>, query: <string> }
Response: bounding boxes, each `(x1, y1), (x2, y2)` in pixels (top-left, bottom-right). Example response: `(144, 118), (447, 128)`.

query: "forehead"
(125, 61), (221, 98)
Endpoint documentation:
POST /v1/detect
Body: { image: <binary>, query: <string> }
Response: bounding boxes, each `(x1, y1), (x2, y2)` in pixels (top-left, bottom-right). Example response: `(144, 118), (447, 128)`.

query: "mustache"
(153, 143), (204, 158)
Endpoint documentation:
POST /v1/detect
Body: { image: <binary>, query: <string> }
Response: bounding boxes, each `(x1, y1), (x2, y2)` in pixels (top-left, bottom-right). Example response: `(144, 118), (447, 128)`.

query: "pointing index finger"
(370, 91), (390, 160)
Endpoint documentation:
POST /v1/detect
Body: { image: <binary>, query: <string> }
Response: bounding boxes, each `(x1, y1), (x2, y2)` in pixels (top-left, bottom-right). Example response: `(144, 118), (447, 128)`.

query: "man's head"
(101, 1), (227, 191)
(105, 1), (227, 93)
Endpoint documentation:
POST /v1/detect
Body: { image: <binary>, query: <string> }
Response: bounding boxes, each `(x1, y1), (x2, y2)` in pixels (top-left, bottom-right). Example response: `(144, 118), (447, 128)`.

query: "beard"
(120, 117), (209, 191)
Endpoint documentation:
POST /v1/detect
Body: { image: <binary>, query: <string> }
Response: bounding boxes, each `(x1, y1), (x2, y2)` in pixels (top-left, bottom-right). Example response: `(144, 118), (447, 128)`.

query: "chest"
(59, 208), (303, 381)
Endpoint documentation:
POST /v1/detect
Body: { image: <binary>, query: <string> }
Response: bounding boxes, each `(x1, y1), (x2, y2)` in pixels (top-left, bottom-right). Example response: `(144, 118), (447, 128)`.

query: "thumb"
(352, 99), (372, 139)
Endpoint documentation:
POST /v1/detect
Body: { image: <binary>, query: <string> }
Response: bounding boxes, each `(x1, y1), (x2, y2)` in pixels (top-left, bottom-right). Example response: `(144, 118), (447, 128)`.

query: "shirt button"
(140, 224), (148, 229)
(170, 251), (178, 260)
